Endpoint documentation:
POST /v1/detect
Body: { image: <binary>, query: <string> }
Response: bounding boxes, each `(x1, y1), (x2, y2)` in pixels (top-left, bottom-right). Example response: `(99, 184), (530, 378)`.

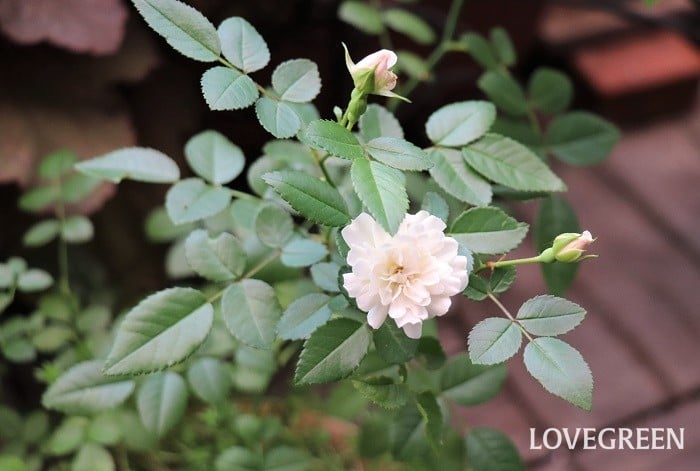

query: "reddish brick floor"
(442, 96), (700, 470)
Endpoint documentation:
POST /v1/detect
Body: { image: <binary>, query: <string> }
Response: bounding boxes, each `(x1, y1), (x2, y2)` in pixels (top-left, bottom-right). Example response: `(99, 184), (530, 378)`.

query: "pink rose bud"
(553, 230), (596, 263)
(343, 44), (407, 100)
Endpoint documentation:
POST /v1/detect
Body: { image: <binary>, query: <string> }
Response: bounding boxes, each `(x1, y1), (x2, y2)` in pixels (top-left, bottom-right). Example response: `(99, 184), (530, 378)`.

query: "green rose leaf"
(87, 412), (122, 446)
(465, 427), (524, 471)
(47, 417), (88, 455)
(364, 137), (433, 171)
(254, 204), (294, 248)
(478, 71), (529, 116)
(536, 196), (580, 295)
(529, 67), (573, 114)
(23, 220), (60, 247)
(463, 133), (567, 192)
(201, 66), (259, 111)
(145, 207), (193, 242)
(546, 112), (620, 166)
(215, 447), (263, 471)
(132, 0), (220, 62)
(421, 191), (449, 222)
(281, 239), (328, 267)
(359, 104), (403, 141)
(429, 149), (492, 206)
(468, 317), (522, 365)
(103, 288), (214, 375)
(42, 361), (135, 414)
(19, 186), (60, 211)
(462, 32), (499, 69)
(76, 148), (180, 184)
(255, 97), (302, 138)
(338, 1), (384, 34)
(264, 446), (310, 471)
(263, 171), (350, 227)
(217, 17), (270, 72)
(373, 321), (419, 364)
(276, 293), (332, 340)
(417, 392), (443, 451)
(72, 443), (115, 471)
(185, 130), (245, 184)
(523, 337), (593, 410)
(187, 357), (232, 404)
(352, 377), (411, 409)
(272, 59), (321, 103)
(439, 353), (507, 406)
(383, 8), (435, 45)
(39, 150), (77, 179)
(310, 262), (341, 292)
(425, 101), (496, 147)
(0, 456), (26, 471)
(166, 178), (231, 224)
(298, 120), (364, 160)
(489, 27), (516, 67)
(295, 318), (371, 384)
(16, 269), (53, 292)
(184, 229), (245, 281)
(351, 158), (408, 234)
(62, 216), (94, 243)
(222, 279), (282, 349)
(137, 372), (188, 437)
(516, 295), (586, 336)
(449, 207), (528, 254)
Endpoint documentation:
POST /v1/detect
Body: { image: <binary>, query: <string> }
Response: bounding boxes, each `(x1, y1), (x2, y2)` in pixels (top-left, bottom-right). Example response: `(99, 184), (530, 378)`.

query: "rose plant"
(0, 0), (621, 469)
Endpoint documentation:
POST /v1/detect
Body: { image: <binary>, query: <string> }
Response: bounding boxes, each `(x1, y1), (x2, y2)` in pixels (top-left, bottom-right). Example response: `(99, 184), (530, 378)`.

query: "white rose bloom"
(341, 211), (469, 339)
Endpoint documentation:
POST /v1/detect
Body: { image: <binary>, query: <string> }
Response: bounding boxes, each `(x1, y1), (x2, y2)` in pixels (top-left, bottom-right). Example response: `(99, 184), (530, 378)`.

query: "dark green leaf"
(536, 196), (579, 295)
(546, 112), (620, 166)
(468, 317), (522, 365)
(298, 120), (364, 160)
(529, 67), (573, 114)
(374, 321), (419, 364)
(450, 207), (528, 254)
(222, 279), (282, 349)
(516, 295), (586, 336)
(439, 353), (507, 406)
(465, 427), (524, 471)
(383, 8), (435, 45)
(478, 71), (529, 116)
(351, 158), (408, 234)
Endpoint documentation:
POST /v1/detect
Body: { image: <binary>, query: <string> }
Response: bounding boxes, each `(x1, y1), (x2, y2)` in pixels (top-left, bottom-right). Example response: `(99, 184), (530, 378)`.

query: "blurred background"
(0, 0), (698, 469)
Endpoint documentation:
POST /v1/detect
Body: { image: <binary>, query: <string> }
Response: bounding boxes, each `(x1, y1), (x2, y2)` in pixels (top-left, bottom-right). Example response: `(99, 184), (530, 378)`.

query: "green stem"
(217, 56), (269, 97)
(313, 150), (337, 188)
(487, 292), (534, 342)
(54, 179), (70, 296)
(389, 0), (465, 111)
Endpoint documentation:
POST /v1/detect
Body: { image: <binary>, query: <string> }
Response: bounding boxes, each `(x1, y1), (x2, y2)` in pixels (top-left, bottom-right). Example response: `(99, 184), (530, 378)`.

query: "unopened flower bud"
(342, 44), (408, 101)
(552, 230), (595, 263)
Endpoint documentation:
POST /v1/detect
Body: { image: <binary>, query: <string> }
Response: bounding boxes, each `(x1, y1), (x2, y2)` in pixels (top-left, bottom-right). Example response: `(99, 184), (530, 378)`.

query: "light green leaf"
(298, 119), (364, 160)
(19, 186), (60, 211)
(359, 104), (403, 141)
(254, 204), (294, 248)
(450, 207), (528, 254)
(523, 337), (593, 410)
(61, 174), (102, 204)
(76, 148), (180, 183)
(295, 318), (371, 384)
(201, 66), (259, 110)
(462, 32), (499, 69)
(374, 321), (419, 364)
(272, 59), (321, 103)
(222, 279), (282, 349)
(383, 8), (435, 44)
(103, 288), (214, 375)
(352, 377), (410, 409)
(263, 171), (350, 227)
(166, 178), (231, 224)
(39, 150), (77, 179)
(468, 317), (522, 365)
(72, 443), (115, 471)
(439, 353), (506, 406)
(529, 67), (573, 114)
(218, 17), (270, 73)
(310, 262), (340, 292)
(338, 1), (384, 34)
(351, 158), (407, 234)
(32, 325), (74, 352)
(185, 130), (245, 185)
(536, 196), (580, 295)
(132, 0), (220, 61)
(546, 112), (620, 166)
(62, 216), (94, 243)
(478, 71), (529, 116)
(517, 295), (586, 336)
(184, 229), (245, 281)
(137, 372), (188, 437)
(463, 133), (567, 192)
(215, 447), (263, 471)
(23, 220), (60, 247)
(396, 50), (430, 81)
(42, 361), (135, 414)
(47, 417), (88, 455)
(87, 412), (123, 446)
(276, 293), (331, 340)
(429, 149), (492, 206)
(425, 101), (496, 147)
(489, 27), (516, 67)
(17, 269), (53, 292)
(465, 427), (524, 471)
(281, 239), (328, 267)
(365, 137), (433, 171)
(0, 456), (26, 471)
(421, 191), (449, 222)
(264, 446), (310, 471)
(255, 97), (301, 138)
(187, 357), (232, 404)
